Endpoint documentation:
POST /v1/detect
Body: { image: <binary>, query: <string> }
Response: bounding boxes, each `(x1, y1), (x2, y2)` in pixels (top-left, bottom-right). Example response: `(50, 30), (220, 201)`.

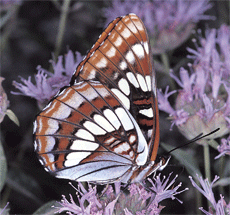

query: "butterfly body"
(34, 13), (169, 184)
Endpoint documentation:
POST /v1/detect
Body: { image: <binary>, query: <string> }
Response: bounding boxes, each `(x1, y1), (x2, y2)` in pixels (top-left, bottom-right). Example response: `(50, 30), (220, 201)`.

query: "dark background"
(1, 1), (229, 214)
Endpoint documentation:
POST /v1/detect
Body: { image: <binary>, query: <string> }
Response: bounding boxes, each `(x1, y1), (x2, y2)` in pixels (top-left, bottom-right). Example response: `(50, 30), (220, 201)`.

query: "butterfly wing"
(71, 13), (160, 162)
(34, 14), (160, 183)
(34, 80), (149, 182)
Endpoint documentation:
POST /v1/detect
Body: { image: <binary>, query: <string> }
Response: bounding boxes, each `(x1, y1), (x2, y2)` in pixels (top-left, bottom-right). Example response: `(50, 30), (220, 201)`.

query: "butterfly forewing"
(34, 14), (161, 183)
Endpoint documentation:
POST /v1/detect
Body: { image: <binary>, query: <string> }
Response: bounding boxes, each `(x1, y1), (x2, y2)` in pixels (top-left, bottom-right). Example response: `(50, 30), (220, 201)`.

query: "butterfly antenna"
(166, 128), (220, 155)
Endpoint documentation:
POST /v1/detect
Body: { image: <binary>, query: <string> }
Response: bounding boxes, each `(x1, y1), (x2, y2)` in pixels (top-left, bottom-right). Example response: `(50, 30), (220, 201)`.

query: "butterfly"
(33, 13), (170, 184)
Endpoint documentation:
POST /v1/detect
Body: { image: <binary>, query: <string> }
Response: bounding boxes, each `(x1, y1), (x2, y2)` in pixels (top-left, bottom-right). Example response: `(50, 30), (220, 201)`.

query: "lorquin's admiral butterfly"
(33, 13), (170, 184)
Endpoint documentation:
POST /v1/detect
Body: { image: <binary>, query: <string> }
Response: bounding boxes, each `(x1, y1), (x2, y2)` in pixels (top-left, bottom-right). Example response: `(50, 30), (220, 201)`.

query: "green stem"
(160, 53), (170, 75)
(0, 4), (20, 52)
(195, 181), (202, 215)
(208, 139), (219, 150)
(203, 143), (211, 181)
(1, 184), (11, 208)
(53, 0), (71, 60)
(203, 142), (211, 208)
(160, 53), (176, 90)
(218, 156), (224, 195)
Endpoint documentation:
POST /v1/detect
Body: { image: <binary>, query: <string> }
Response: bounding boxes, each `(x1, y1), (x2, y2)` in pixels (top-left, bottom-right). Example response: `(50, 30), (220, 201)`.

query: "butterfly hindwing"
(34, 80), (149, 182)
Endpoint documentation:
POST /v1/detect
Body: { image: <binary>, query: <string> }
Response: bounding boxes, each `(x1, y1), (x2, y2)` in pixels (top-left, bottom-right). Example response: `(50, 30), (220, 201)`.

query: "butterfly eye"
(34, 13), (166, 184)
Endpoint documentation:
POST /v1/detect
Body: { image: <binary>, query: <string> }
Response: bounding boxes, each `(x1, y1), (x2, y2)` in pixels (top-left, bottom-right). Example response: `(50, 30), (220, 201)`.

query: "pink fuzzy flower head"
(158, 25), (230, 142)
(55, 173), (187, 215)
(12, 50), (83, 109)
(103, 0), (213, 54)
(189, 174), (230, 215)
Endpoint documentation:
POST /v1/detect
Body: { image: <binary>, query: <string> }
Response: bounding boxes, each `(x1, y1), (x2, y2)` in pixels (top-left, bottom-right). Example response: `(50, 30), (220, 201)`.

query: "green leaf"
(0, 202), (10, 215)
(0, 141), (7, 192)
(6, 109), (20, 126)
(7, 168), (44, 205)
(212, 177), (230, 187)
(33, 201), (60, 215)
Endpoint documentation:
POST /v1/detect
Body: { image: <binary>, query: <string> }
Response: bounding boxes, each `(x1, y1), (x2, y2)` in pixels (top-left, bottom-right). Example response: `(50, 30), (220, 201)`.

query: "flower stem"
(0, 4), (20, 52)
(160, 53), (176, 90)
(54, 0), (71, 60)
(195, 181), (202, 215)
(203, 143), (211, 180)
(161, 53), (170, 75)
(203, 142), (211, 208)
(218, 156), (224, 195)
(207, 139), (219, 150)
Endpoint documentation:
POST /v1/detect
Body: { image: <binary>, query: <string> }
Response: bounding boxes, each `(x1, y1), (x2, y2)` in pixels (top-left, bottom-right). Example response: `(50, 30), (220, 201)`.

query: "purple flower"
(158, 24), (230, 141)
(55, 173), (187, 215)
(215, 135), (230, 159)
(12, 50), (83, 109)
(55, 183), (115, 215)
(56, 194), (90, 215)
(170, 68), (196, 104)
(223, 83), (230, 122)
(157, 86), (176, 115)
(103, 0), (213, 54)
(217, 24), (230, 75)
(147, 173), (187, 206)
(189, 174), (229, 215)
(187, 29), (217, 64)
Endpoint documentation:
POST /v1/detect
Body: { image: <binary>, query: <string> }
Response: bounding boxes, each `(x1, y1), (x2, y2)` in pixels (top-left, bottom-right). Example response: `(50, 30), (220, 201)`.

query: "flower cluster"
(12, 50), (83, 109)
(103, 0), (213, 54)
(189, 174), (230, 215)
(55, 173), (187, 215)
(158, 24), (230, 141)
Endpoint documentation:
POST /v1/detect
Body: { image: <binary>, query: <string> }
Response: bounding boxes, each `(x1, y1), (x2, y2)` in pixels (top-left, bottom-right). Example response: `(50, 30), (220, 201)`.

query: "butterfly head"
(125, 155), (171, 184)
